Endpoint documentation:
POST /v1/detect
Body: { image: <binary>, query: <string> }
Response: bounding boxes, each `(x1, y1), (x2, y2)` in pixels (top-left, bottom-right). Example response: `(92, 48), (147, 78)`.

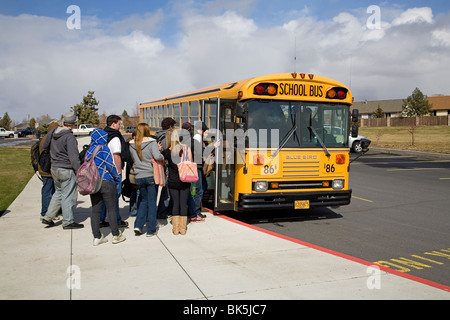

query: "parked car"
(349, 134), (371, 153)
(17, 127), (34, 137)
(126, 126), (137, 133)
(72, 124), (95, 136)
(0, 127), (15, 138)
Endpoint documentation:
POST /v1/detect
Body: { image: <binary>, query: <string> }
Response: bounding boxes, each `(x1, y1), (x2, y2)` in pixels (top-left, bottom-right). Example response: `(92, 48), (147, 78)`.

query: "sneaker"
(189, 215), (205, 223)
(93, 235), (108, 246)
(146, 233), (157, 238)
(134, 227), (143, 235)
(63, 222), (84, 229)
(112, 231), (126, 244)
(118, 220), (129, 228)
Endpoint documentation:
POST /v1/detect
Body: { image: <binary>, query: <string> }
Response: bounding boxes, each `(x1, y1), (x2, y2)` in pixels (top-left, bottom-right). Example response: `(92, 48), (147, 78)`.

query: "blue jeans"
(189, 169), (204, 217)
(135, 176), (158, 235)
(44, 167), (78, 226)
(100, 175), (122, 224)
(157, 185), (170, 218)
(129, 187), (139, 217)
(41, 177), (55, 217)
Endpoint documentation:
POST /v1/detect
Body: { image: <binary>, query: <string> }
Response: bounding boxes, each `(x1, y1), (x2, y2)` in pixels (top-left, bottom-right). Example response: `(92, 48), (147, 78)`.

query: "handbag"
(128, 166), (137, 185)
(203, 153), (215, 177)
(177, 144), (198, 183)
(152, 158), (166, 186)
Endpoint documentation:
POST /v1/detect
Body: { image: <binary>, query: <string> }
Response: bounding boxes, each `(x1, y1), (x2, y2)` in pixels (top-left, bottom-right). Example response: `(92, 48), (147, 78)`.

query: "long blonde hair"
(135, 123), (151, 161)
(168, 129), (189, 164)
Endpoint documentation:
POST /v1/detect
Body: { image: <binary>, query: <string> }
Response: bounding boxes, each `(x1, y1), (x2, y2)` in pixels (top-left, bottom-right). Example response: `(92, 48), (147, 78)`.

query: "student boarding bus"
(140, 73), (359, 212)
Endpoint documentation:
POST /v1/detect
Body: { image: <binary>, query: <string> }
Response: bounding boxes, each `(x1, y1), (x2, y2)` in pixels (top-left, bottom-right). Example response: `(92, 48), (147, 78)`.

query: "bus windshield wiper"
(309, 126), (331, 158)
(270, 122), (297, 159)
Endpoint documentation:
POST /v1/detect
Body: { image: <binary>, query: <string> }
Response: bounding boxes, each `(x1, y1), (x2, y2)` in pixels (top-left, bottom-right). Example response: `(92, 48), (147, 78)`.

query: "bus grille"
(282, 161), (320, 177)
(268, 180), (331, 190)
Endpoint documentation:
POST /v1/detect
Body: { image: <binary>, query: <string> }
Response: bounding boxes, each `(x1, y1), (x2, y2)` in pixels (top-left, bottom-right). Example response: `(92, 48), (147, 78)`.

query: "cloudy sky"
(1, 0), (449, 122)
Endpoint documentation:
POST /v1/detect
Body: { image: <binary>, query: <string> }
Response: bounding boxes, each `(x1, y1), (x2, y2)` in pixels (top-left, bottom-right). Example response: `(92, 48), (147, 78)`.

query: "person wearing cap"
(41, 111), (83, 229)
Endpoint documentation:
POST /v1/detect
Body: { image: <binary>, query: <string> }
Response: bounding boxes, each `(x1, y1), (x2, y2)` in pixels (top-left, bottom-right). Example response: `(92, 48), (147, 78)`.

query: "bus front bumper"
(237, 190), (352, 211)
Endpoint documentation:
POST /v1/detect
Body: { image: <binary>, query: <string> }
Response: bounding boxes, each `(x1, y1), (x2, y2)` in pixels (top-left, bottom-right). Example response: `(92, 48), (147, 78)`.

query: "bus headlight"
(254, 181), (268, 192)
(332, 179), (345, 190)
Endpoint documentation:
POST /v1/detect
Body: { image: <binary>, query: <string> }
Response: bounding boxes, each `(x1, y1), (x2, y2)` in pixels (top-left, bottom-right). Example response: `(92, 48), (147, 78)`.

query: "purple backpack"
(76, 145), (106, 195)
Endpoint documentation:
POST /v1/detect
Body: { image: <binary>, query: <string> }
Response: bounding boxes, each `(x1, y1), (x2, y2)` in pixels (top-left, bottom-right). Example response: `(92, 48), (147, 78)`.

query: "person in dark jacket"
(155, 117), (176, 220)
(41, 111), (83, 229)
(39, 121), (60, 219)
(99, 115), (129, 228)
(162, 129), (192, 235)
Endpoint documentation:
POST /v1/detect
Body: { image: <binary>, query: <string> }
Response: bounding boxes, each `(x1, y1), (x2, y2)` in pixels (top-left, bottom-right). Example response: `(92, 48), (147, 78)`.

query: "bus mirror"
(351, 109), (359, 123)
(236, 102), (248, 117)
(360, 138), (371, 153)
(351, 124), (359, 138)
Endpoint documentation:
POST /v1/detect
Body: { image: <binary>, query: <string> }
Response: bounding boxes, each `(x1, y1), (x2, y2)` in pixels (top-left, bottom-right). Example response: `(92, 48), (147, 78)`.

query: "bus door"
(214, 99), (236, 212)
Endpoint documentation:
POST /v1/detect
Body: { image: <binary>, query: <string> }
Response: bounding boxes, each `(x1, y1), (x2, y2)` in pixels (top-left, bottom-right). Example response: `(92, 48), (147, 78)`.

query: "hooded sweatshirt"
(129, 137), (164, 180)
(43, 126), (80, 172)
(86, 129), (120, 184)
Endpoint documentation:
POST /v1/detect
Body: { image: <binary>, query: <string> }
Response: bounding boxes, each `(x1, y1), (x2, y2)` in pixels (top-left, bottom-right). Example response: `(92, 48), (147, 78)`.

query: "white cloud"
(392, 7), (434, 26)
(432, 28), (450, 47)
(0, 5), (449, 123)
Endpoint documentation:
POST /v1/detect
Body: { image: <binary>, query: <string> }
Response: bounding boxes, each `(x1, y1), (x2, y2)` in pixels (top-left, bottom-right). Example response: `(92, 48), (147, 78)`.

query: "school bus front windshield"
(247, 100), (350, 149)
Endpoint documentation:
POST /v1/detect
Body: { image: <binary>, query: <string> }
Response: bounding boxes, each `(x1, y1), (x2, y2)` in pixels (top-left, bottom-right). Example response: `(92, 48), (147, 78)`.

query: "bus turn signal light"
(336, 154), (346, 164)
(253, 154), (265, 165)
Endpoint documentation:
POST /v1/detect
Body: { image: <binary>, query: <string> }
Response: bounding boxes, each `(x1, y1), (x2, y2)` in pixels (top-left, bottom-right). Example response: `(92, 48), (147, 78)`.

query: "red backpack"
(76, 145), (106, 195)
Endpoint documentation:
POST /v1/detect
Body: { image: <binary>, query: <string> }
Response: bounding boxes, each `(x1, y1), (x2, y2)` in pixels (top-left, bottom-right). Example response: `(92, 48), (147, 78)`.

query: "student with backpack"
(86, 128), (125, 245)
(99, 115), (129, 228)
(31, 122), (60, 219)
(41, 111), (83, 229)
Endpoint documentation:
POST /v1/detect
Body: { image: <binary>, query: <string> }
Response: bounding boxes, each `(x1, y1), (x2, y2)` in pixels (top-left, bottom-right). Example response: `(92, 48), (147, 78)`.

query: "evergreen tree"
(0, 112), (12, 130)
(373, 105), (384, 118)
(402, 88), (433, 117)
(71, 91), (100, 126)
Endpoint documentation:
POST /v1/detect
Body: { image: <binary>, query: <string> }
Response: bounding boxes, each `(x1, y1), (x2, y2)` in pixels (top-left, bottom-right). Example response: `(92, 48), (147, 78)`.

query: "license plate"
(294, 200), (310, 209)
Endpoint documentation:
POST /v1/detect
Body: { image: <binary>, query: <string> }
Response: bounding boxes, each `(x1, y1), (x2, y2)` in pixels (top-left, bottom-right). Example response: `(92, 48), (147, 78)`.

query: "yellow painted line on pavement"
(374, 247), (450, 274)
(440, 178), (450, 180)
(352, 196), (373, 203)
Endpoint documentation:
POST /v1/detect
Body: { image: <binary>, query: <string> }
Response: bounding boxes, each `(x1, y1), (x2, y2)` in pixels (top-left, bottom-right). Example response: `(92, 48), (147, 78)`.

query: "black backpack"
(30, 139), (51, 174)
(78, 144), (89, 165)
(30, 140), (40, 173)
(38, 146), (51, 174)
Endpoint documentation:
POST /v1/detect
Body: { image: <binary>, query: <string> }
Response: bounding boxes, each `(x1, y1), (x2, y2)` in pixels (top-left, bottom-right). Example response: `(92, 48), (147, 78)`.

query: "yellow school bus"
(140, 73), (355, 212)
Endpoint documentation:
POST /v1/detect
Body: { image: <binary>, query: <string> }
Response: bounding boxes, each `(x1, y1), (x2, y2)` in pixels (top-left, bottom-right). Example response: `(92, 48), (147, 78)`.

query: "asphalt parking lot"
(226, 149), (450, 288)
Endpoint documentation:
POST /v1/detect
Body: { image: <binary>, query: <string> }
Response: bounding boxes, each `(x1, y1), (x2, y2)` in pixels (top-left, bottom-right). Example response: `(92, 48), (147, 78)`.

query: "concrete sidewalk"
(1, 173), (449, 300)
